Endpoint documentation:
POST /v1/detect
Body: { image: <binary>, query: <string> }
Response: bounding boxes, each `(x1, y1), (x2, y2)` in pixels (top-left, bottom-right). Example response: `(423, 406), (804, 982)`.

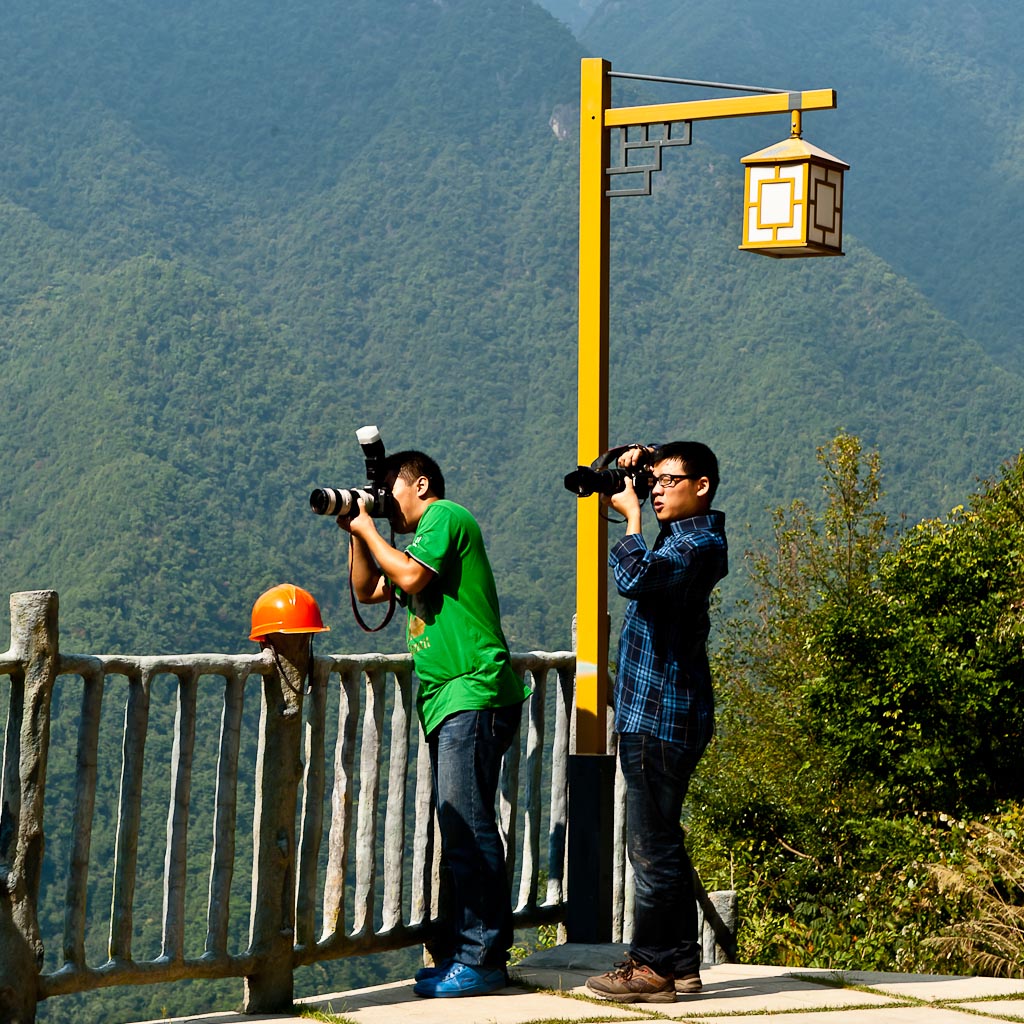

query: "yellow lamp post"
(569, 57), (846, 942)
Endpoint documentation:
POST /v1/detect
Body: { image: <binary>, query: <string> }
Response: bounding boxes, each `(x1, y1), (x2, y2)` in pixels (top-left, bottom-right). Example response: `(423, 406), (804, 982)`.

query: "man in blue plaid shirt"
(587, 441), (728, 1005)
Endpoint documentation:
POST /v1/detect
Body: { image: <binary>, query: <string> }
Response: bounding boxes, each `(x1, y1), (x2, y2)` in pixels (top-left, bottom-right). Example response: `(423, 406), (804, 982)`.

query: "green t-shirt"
(398, 499), (529, 734)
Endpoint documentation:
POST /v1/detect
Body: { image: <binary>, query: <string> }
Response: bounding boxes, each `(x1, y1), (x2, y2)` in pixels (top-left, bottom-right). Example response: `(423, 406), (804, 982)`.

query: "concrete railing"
(0, 590), (736, 1023)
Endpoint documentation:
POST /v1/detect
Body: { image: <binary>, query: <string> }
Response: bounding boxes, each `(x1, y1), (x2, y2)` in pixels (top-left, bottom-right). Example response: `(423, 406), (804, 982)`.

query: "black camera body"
(564, 444), (652, 500)
(310, 425), (395, 520)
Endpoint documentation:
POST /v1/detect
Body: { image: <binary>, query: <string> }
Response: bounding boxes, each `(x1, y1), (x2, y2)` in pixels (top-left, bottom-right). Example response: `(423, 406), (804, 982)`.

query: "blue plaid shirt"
(610, 511), (728, 749)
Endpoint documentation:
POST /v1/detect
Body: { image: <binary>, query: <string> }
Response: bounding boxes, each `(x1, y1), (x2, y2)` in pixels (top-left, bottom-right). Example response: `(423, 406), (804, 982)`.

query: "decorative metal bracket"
(605, 121), (692, 197)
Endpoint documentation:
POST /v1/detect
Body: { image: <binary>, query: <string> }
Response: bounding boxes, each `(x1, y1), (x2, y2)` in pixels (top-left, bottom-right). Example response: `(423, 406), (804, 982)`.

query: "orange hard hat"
(249, 583), (330, 642)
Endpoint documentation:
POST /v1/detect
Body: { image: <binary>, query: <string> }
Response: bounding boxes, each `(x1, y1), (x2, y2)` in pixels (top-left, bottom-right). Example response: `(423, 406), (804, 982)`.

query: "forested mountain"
(1, 0), (1023, 1018)
(0, 0), (586, 655)
(2, 0), (1021, 659)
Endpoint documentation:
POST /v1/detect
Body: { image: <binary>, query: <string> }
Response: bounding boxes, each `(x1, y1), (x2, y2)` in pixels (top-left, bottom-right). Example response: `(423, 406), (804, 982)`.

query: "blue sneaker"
(413, 961), (507, 998)
(414, 958), (453, 982)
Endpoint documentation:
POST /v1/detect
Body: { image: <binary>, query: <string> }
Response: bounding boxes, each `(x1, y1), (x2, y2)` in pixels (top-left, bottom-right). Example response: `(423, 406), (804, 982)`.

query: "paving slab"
(683, 1011), (1015, 1024)
(840, 970), (1024, 1002)
(125, 1014), (305, 1024)
(299, 978), (643, 1024)
(958, 1000), (1024, 1019)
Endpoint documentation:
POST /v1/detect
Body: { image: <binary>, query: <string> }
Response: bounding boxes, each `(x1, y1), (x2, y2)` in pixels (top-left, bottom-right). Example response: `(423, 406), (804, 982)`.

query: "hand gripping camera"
(563, 444), (653, 500)
(309, 426), (394, 520)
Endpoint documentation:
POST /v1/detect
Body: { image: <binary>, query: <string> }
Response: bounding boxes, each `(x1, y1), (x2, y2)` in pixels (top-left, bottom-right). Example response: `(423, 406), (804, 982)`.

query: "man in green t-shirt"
(337, 450), (530, 998)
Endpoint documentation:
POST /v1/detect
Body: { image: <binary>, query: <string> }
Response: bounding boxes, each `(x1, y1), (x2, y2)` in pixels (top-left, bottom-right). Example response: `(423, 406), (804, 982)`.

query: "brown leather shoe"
(585, 960), (676, 1003)
(675, 972), (703, 994)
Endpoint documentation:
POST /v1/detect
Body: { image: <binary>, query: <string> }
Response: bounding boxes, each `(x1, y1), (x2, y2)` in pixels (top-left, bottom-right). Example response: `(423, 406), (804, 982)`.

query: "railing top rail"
(54, 651), (273, 677)
(0, 648), (579, 679)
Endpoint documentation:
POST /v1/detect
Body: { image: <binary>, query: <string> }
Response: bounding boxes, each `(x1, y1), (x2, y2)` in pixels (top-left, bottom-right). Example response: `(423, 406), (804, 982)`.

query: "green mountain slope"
(0, 0), (585, 656)
(2, 0), (1023, 654)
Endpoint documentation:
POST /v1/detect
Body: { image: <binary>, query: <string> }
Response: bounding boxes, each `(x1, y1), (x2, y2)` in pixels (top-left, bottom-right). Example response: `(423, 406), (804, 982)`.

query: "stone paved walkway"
(130, 943), (1024, 1024)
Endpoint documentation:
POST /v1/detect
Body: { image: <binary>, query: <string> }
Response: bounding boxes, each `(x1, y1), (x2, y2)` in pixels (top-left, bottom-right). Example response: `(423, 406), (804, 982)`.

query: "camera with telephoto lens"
(309, 425), (394, 520)
(563, 444), (653, 500)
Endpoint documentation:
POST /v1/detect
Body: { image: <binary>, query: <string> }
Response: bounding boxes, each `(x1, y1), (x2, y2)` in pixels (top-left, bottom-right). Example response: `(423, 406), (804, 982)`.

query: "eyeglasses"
(647, 473), (699, 489)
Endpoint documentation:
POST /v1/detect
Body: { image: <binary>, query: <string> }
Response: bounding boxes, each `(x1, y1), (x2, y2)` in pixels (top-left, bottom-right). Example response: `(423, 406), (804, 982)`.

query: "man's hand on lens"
(336, 499), (376, 537)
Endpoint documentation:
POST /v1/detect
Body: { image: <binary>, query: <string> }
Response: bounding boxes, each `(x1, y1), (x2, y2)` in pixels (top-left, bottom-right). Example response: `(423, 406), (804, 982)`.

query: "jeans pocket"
(490, 702), (522, 752)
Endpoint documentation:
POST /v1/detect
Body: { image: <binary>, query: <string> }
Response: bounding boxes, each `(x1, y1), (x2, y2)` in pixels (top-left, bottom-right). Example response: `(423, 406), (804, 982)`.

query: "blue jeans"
(619, 732), (703, 978)
(427, 703), (522, 967)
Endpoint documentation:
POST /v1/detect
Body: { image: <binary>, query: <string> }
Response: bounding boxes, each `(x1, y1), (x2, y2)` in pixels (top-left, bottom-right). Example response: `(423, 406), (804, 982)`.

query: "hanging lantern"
(739, 113), (848, 258)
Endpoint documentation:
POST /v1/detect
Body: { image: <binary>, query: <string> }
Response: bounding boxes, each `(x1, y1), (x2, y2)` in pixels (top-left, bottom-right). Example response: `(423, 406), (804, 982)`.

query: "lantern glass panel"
(812, 181), (837, 232)
(759, 180), (797, 228)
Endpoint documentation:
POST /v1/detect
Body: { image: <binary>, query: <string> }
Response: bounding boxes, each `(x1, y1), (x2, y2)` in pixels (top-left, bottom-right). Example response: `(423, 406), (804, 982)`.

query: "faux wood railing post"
(243, 633), (307, 1014)
(0, 591), (60, 1024)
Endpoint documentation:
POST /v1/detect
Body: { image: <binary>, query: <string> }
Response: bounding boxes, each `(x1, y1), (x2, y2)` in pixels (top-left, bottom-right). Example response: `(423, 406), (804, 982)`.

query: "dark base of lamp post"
(566, 752), (615, 943)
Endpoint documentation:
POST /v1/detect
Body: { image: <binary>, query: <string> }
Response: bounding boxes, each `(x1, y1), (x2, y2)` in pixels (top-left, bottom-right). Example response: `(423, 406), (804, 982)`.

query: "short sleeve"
(404, 504), (452, 574)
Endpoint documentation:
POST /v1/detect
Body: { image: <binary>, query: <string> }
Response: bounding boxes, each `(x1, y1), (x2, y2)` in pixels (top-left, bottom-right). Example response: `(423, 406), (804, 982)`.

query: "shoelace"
(607, 960), (640, 980)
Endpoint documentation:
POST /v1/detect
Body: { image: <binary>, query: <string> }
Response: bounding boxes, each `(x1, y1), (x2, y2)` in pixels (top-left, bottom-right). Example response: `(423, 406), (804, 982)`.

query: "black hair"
(384, 450), (446, 499)
(652, 441), (720, 503)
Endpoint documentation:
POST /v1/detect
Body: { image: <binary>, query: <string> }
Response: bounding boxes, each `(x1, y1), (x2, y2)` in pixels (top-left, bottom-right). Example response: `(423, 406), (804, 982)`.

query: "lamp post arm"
(605, 88), (836, 129)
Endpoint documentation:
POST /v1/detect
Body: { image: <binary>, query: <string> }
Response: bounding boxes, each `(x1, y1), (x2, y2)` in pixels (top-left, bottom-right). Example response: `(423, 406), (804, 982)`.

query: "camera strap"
(348, 531), (398, 632)
(590, 442), (650, 471)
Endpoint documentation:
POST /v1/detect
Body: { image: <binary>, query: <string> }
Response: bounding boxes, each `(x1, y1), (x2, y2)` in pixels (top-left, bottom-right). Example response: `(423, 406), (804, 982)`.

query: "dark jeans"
(619, 731), (703, 978)
(427, 703), (522, 967)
